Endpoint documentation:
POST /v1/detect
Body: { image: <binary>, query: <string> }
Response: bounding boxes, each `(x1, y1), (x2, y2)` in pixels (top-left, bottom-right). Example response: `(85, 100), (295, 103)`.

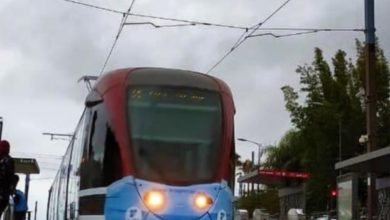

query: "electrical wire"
(206, 0), (292, 74)
(39, 161), (61, 166)
(60, 0), (250, 30)
(31, 177), (55, 181)
(61, 0), (366, 32)
(61, 1), (364, 33)
(63, 0), (364, 75)
(127, 12), (249, 30)
(124, 22), (197, 28)
(254, 0), (292, 29)
(40, 167), (59, 171)
(206, 29), (362, 74)
(62, 0), (364, 33)
(233, 0), (293, 49)
(13, 151), (63, 159)
(246, 28), (364, 41)
(246, 30), (319, 39)
(123, 22), (363, 32)
(62, 0), (123, 14)
(251, 27), (364, 32)
(244, 28), (364, 41)
(99, 0), (137, 76)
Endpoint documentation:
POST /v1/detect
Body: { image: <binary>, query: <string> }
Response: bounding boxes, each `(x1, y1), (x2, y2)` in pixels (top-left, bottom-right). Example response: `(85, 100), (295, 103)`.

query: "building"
(335, 146), (390, 219)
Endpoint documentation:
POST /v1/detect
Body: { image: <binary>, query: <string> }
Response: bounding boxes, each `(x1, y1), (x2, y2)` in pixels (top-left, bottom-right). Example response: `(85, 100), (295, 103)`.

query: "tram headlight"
(143, 190), (166, 212)
(193, 192), (213, 210)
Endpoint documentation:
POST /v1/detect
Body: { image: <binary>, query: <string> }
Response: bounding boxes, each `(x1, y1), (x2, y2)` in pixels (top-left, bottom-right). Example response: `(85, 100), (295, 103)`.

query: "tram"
(47, 68), (236, 220)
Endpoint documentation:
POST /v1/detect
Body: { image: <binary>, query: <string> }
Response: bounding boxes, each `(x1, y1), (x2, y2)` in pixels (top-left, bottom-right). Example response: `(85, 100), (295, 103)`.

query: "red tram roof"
(93, 68), (234, 98)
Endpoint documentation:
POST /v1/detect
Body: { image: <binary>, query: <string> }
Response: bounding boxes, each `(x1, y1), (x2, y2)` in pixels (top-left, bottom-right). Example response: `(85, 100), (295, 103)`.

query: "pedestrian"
(0, 140), (15, 218)
(13, 175), (28, 220)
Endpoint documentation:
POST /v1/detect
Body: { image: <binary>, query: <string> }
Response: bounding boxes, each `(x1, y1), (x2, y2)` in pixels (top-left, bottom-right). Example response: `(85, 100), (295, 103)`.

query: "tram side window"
(80, 103), (122, 189)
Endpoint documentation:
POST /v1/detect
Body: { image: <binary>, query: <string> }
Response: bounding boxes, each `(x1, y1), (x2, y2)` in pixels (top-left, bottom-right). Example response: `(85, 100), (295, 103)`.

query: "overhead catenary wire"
(62, 0), (365, 33)
(205, 31), (250, 75)
(13, 151), (63, 159)
(62, 0), (123, 14)
(99, 0), (137, 76)
(233, 0), (293, 49)
(61, 0), (251, 30)
(122, 21), (365, 36)
(206, 0), (292, 74)
(246, 30), (319, 39)
(63, 0), (365, 75)
(246, 28), (364, 40)
(251, 27), (364, 32)
(205, 27), (364, 73)
(124, 22), (197, 28)
(39, 161), (61, 166)
(127, 12), (249, 30)
(31, 177), (55, 181)
(40, 167), (60, 171)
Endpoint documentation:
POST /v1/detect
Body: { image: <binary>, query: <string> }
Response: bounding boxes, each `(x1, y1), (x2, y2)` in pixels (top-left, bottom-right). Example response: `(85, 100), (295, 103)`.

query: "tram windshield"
(127, 86), (222, 185)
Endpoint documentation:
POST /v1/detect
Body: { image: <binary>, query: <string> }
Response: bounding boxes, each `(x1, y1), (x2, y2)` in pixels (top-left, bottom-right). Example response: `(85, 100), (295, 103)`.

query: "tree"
(263, 129), (305, 172)
(242, 160), (254, 174)
(235, 153), (243, 167)
(266, 39), (390, 213)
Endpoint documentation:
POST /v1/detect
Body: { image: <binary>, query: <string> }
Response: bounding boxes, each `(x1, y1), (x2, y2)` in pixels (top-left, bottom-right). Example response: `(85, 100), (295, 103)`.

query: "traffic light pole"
(365, 0), (377, 219)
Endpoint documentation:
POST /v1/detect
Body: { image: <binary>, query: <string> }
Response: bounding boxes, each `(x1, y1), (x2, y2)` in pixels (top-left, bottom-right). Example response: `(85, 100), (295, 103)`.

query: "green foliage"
(263, 129), (305, 171)
(235, 153), (243, 166)
(238, 159), (255, 174)
(266, 39), (390, 213)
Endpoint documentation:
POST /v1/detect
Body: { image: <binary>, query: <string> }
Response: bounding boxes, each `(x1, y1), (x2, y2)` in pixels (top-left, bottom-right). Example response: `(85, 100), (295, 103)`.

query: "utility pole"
(0, 117), (3, 140)
(25, 174), (30, 202)
(365, 0), (377, 219)
(338, 118), (342, 176)
(34, 201), (38, 220)
(251, 151), (255, 167)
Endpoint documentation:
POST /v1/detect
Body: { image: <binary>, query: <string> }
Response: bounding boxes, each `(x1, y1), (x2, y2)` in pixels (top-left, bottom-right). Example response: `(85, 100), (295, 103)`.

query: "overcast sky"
(1, 0), (389, 218)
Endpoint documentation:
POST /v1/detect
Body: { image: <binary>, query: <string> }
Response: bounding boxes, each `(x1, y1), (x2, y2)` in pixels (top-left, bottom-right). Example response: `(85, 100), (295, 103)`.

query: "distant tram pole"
(0, 117), (3, 139)
(364, 0), (377, 219)
(25, 174), (30, 202)
(34, 201), (37, 220)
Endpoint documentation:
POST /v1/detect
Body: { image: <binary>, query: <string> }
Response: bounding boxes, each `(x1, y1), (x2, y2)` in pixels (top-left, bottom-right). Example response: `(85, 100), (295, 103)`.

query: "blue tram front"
(47, 68), (236, 220)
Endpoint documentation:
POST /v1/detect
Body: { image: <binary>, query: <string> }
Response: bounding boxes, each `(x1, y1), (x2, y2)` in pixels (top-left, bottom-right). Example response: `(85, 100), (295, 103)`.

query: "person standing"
(0, 140), (15, 218)
(13, 175), (27, 220)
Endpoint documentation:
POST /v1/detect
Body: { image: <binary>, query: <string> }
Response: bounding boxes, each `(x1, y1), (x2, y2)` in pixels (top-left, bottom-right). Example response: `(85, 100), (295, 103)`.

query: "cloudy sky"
(1, 0), (389, 218)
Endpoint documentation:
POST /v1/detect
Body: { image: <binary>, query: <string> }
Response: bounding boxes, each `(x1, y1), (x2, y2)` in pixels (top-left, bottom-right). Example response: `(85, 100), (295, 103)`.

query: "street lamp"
(237, 138), (268, 196)
(237, 138), (263, 167)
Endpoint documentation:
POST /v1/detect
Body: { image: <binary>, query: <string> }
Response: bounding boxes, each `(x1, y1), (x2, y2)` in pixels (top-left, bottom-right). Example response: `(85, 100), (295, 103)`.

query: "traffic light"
(330, 189), (337, 197)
